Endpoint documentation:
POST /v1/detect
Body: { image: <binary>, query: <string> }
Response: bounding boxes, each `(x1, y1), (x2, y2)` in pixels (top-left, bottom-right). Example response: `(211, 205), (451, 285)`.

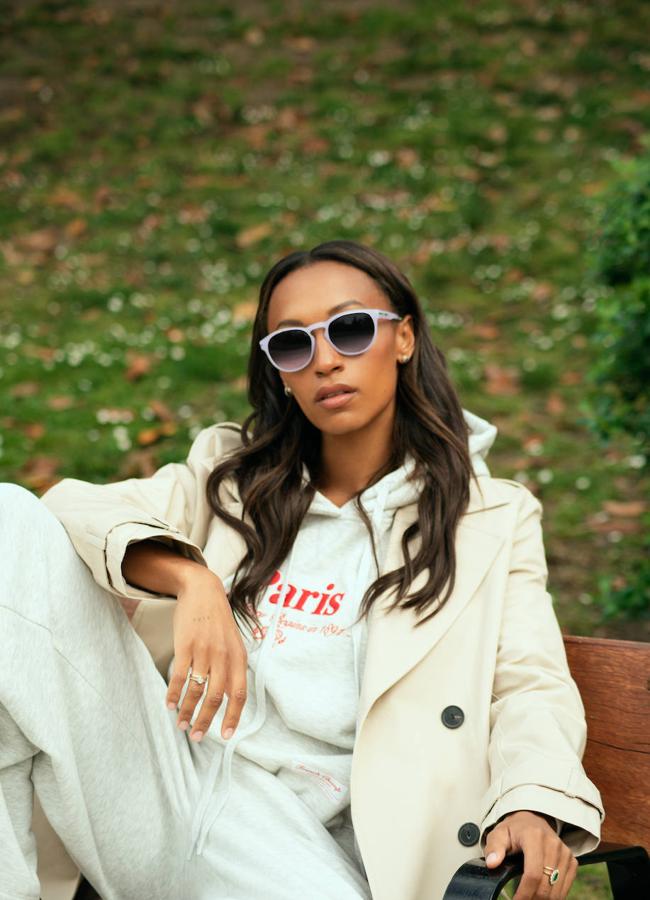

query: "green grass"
(1, 0), (649, 660)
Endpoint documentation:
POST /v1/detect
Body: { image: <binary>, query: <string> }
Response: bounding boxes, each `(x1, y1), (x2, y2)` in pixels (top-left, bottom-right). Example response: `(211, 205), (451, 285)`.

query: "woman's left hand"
(484, 809), (578, 899)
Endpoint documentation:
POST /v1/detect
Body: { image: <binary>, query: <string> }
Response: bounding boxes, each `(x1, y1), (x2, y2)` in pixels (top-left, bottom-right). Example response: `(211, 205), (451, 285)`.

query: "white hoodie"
(182, 408), (498, 871)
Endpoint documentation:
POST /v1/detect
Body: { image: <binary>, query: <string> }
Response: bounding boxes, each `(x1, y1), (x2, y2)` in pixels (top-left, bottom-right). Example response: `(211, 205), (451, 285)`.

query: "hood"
(186, 407), (497, 859)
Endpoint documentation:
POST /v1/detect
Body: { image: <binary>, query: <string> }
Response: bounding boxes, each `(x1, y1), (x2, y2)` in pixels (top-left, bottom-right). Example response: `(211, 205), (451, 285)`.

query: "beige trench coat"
(35, 422), (604, 900)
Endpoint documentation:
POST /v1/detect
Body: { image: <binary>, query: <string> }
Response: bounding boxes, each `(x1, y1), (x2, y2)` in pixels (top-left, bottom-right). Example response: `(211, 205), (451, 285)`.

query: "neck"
(316, 403), (395, 507)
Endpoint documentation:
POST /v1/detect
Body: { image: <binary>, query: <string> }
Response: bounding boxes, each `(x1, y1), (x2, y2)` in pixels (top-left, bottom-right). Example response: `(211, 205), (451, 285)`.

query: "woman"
(0, 240), (603, 900)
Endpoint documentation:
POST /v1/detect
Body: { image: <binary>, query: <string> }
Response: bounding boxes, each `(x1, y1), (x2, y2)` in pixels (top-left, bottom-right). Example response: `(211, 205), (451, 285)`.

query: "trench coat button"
(441, 705), (465, 728)
(458, 822), (480, 846)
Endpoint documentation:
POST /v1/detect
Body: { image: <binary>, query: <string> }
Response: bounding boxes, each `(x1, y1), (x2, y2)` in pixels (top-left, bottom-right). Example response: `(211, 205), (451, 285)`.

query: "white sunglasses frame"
(259, 308), (403, 372)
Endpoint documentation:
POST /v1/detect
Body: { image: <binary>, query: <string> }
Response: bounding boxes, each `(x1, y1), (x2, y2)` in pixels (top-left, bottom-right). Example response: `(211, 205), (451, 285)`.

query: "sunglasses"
(259, 308), (403, 373)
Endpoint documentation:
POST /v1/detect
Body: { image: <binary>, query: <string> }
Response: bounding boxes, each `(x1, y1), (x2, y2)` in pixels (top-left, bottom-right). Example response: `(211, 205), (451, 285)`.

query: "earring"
(399, 355), (411, 364)
(284, 385), (293, 396)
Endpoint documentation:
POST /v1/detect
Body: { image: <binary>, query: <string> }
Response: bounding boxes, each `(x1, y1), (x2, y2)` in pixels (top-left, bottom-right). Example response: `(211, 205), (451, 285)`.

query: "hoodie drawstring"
(187, 537), (301, 860)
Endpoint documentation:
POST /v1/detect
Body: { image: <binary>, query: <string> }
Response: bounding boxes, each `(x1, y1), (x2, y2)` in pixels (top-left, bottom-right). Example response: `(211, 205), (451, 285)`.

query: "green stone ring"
(543, 865), (560, 885)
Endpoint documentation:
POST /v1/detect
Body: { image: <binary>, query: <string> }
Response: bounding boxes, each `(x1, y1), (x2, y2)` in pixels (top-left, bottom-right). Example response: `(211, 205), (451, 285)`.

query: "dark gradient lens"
(268, 329), (312, 371)
(328, 312), (375, 354)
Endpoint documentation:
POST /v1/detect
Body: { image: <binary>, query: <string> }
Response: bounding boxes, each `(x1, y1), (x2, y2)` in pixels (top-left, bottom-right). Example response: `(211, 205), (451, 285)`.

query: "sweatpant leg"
(0, 483), (201, 900)
(183, 748), (372, 900)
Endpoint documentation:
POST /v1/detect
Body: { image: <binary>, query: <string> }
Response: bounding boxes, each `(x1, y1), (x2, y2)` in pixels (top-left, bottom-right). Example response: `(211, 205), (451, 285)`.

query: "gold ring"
(543, 865), (560, 885)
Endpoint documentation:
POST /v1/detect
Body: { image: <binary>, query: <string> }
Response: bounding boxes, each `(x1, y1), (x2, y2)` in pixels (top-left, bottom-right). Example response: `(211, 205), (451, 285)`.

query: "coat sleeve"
(478, 486), (605, 857)
(40, 422), (242, 603)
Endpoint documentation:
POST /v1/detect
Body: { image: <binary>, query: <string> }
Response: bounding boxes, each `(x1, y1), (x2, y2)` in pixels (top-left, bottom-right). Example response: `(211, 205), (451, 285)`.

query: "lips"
(315, 383), (356, 403)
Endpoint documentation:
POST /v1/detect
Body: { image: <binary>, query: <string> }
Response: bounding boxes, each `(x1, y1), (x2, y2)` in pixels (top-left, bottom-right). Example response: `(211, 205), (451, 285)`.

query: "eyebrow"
(275, 299), (365, 329)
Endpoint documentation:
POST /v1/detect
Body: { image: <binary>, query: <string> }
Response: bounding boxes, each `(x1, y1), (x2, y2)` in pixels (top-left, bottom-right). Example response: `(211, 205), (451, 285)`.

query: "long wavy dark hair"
(206, 239), (483, 639)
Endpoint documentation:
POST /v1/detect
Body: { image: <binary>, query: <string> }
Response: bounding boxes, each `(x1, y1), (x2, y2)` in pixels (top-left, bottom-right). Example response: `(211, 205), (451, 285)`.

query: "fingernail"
(167, 701), (176, 710)
(178, 720), (189, 731)
(190, 731), (203, 742)
(223, 727), (234, 740)
(486, 852), (499, 865)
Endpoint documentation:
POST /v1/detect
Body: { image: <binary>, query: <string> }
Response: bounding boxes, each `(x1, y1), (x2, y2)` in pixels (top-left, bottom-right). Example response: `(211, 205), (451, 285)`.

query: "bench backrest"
(564, 634), (650, 850)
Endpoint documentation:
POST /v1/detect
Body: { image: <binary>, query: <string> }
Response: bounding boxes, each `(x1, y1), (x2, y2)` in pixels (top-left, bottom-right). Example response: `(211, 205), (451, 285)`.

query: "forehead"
(266, 261), (390, 329)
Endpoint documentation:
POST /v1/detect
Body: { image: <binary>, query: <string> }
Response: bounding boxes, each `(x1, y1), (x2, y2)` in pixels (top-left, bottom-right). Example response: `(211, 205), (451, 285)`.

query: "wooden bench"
(443, 634), (650, 898)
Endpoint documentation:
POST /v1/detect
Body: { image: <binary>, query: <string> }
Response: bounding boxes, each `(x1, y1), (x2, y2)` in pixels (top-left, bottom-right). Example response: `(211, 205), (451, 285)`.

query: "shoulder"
(469, 475), (544, 518)
(186, 421), (244, 469)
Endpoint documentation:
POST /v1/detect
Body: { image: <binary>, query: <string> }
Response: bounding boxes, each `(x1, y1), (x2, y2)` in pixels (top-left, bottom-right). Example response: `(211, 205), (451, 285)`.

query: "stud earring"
(284, 385), (293, 396)
(399, 355), (411, 364)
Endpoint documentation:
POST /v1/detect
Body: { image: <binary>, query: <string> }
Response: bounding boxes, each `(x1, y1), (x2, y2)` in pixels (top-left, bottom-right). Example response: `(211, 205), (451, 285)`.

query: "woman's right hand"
(165, 567), (248, 743)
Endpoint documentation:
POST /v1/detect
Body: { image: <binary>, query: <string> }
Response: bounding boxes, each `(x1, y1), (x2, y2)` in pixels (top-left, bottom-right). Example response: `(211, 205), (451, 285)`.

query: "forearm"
(121, 538), (209, 597)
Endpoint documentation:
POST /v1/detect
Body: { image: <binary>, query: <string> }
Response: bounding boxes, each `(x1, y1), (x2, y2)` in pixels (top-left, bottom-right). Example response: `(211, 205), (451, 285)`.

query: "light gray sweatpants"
(0, 484), (371, 900)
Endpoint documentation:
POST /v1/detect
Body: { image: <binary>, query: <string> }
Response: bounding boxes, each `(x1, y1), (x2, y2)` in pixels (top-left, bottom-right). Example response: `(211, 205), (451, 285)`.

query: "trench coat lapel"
(357, 477), (510, 735)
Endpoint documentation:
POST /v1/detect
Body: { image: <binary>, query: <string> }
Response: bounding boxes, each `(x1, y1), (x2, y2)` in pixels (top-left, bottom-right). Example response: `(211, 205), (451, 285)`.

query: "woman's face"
(265, 261), (415, 437)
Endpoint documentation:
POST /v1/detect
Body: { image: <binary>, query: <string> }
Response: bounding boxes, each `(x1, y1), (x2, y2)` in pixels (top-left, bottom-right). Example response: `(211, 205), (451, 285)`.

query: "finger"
(188, 654), (228, 741)
(176, 654), (210, 731)
(512, 831), (546, 900)
(551, 847), (578, 900)
(484, 823), (511, 868)
(166, 645), (193, 711)
(219, 646), (248, 740)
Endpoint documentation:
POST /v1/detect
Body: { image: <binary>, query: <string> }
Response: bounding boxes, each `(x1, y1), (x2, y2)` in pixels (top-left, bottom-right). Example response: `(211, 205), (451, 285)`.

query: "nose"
(312, 327), (343, 376)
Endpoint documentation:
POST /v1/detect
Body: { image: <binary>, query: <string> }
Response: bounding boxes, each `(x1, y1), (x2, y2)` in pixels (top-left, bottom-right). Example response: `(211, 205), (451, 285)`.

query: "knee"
(0, 482), (62, 535)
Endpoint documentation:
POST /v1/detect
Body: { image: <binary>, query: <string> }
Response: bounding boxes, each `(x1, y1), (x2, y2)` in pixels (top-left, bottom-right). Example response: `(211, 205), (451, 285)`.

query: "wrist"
(176, 561), (223, 596)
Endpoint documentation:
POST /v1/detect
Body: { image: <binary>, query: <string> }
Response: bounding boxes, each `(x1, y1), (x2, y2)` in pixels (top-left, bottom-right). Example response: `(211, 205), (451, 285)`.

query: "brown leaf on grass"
(236, 223), (272, 248)
(243, 124), (271, 149)
(166, 327), (184, 343)
(283, 35), (316, 52)
(301, 136), (330, 154)
(137, 422), (177, 446)
(559, 370), (582, 385)
(232, 300), (258, 323)
(395, 148), (419, 168)
(118, 448), (160, 478)
(602, 500), (647, 517)
(230, 375), (248, 391)
(49, 187), (84, 209)
(10, 381), (40, 398)
(484, 363), (520, 396)
(588, 517), (642, 535)
(47, 395), (75, 411)
(93, 185), (112, 209)
(545, 393), (566, 416)
(23, 422), (45, 439)
(469, 323), (500, 340)
(22, 456), (61, 493)
(15, 228), (59, 253)
(125, 353), (154, 381)
(148, 399), (175, 422)
(64, 217), (87, 239)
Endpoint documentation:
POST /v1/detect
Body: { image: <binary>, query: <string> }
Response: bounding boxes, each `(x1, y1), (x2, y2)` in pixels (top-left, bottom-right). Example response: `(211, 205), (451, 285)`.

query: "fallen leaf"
(64, 217), (87, 238)
(125, 353), (154, 381)
(22, 456), (61, 492)
(602, 500), (646, 517)
(148, 399), (175, 422)
(47, 395), (75, 410)
(546, 393), (566, 416)
(232, 300), (258, 323)
(10, 381), (40, 398)
(15, 228), (59, 253)
(49, 187), (84, 209)
(484, 363), (520, 396)
(23, 422), (46, 439)
(236, 223), (272, 248)
(470, 323), (500, 340)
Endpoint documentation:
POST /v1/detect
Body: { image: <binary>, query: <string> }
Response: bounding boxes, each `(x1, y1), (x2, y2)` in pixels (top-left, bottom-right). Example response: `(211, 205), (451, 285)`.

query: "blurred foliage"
(584, 140), (650, 621)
